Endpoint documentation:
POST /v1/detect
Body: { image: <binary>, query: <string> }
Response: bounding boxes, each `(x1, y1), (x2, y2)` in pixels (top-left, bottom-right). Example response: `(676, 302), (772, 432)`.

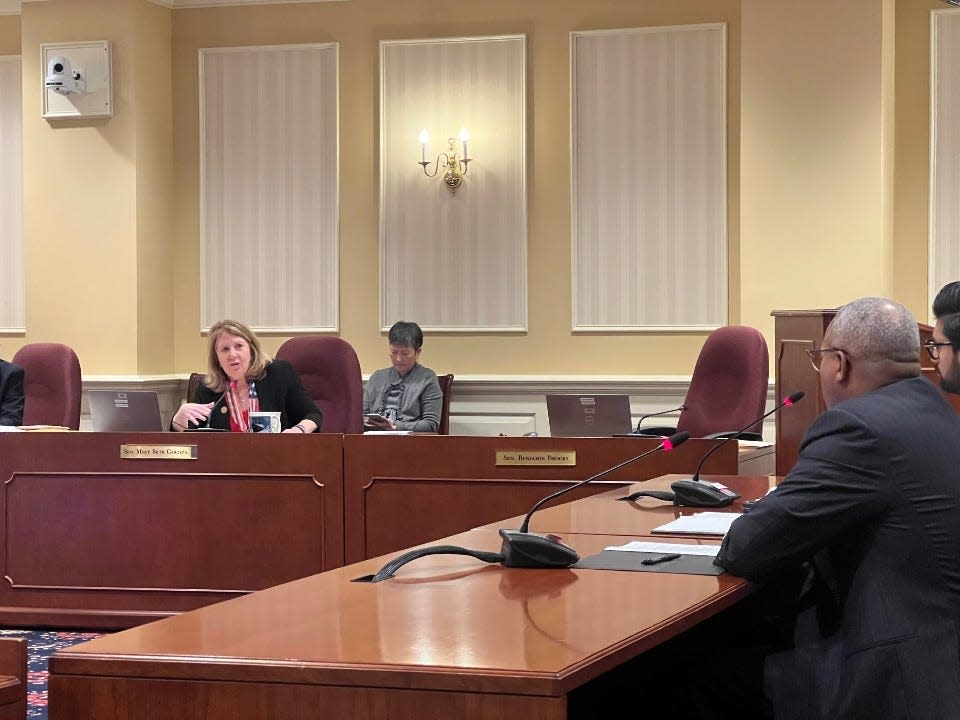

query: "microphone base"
(498, 528), (580, 568)
(670, 478), (739, 508)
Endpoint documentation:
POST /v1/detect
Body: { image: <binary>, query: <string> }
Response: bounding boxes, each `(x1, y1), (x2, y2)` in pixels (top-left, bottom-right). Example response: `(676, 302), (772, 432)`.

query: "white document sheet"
(604, 541), (722, 557)
(651, 511), (742, 536)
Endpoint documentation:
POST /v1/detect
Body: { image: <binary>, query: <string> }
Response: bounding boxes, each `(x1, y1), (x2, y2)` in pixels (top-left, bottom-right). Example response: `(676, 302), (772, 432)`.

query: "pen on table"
(641, 553), (682, 566)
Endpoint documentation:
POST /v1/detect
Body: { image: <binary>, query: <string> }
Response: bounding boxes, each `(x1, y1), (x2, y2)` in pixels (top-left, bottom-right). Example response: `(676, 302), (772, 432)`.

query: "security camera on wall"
(41, 41), (112, 119)
(44, 56), (85, 96)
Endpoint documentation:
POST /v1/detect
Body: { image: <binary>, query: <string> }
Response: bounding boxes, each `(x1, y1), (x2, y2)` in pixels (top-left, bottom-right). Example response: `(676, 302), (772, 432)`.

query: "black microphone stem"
(690, 391), (804, 482)
(201, 390), (228, 428)
(634, 404), (686, 433)
(519, 431), (689, 533)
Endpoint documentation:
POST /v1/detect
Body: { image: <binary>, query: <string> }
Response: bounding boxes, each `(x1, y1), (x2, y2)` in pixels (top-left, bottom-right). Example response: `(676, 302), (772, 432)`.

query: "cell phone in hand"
(365, 413), (389, 422)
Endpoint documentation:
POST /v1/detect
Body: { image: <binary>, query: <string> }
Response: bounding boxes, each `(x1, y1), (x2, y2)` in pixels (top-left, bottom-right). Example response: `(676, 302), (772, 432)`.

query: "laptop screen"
(545, 394), (633, 437)
(88, 390), (165, 432)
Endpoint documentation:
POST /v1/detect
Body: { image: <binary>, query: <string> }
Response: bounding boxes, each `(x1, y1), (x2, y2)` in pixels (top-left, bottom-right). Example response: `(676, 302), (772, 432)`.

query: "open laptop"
(89, 390), (165, 432)
(545, 394), (633, 437)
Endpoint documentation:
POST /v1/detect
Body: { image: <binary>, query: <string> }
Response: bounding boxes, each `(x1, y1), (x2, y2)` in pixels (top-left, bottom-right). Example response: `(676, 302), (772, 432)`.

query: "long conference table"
(0, 431), (741, 628)
(47, 475), (765, 720)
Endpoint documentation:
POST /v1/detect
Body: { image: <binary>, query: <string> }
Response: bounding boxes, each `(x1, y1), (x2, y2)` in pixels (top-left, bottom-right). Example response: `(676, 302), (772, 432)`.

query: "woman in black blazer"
(170, 320), (322, 433)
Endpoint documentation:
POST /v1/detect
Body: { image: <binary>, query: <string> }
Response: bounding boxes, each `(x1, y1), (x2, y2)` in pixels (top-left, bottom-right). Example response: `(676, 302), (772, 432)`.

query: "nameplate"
(496, 450), (576, 466)
(120, 445), (198, 460)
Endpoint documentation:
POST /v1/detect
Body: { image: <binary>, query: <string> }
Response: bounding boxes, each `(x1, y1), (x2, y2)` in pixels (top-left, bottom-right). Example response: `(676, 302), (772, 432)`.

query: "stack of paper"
(604, 540), (722, 556)
(651, 511), (741, 536)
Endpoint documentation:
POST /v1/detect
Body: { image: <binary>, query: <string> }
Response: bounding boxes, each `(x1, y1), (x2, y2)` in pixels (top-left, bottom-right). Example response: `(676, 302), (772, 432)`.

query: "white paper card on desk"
(651, 512), (741, 536)
(605, 541), (722, 557)
(738, 439), (773, 448)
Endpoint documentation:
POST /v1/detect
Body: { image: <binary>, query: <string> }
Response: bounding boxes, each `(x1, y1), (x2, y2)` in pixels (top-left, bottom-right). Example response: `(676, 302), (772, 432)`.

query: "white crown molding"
(0, 0), (346, 11)
(165, 0), (348, 7)
(0, 0), (24, 16)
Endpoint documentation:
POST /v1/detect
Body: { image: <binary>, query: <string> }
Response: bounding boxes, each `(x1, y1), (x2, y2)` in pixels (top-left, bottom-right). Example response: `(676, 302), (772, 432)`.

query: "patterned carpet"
(0, 629), (105, 720)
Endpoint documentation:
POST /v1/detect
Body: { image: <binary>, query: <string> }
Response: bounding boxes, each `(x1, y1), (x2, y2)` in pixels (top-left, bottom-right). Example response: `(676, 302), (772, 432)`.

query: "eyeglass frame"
(923, 339), (954, 360)
(806, 347), (844, 373)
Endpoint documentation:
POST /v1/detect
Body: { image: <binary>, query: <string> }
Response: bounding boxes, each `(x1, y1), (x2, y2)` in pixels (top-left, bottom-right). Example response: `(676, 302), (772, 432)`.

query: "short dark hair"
(388, 321), (423, 350)
(933, 282), (960, 350)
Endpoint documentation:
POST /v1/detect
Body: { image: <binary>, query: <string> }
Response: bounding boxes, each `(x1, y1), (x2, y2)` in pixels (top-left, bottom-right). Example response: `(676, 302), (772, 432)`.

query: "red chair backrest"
(676, 325), (769, 437)
(275, 336), (363, 434)
(11, 342), (82, 429)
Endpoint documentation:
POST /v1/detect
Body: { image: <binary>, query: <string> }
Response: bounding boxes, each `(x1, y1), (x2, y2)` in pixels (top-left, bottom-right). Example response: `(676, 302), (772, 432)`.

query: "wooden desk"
(0, 432), (343, 628)
(343, 435), (739, 563)
(737, 443), (775, 475)
(48, 524), (750, 720)
(520, 474), (777, 539)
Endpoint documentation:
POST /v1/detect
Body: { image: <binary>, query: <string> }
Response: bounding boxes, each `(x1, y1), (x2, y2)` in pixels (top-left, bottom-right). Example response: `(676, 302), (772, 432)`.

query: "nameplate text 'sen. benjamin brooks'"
(120, 445), (198, 460)
(496, 450), (576, 466)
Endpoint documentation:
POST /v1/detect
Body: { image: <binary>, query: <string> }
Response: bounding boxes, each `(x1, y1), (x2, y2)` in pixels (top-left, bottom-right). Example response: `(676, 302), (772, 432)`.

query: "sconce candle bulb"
(418, 129), (429, 163)
(417, 128), (471, 196)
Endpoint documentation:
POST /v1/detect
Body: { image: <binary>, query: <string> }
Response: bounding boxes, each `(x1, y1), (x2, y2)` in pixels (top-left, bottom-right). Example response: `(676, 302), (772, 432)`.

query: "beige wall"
(0, 14), (19, 54)
(18, 0), (174, 374)
(894, 0), (945, 322)
(170, 0), (742, 377)
(4, 0), (946, 378)
(133, 0), (174, 374)
(740, 0), (894, 344)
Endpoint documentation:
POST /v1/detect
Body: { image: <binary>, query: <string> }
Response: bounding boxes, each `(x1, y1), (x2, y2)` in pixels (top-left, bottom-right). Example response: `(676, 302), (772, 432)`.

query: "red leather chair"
(275, 336), (363, 434)
(637, 325), (769, 438)
(186, 372), (205, 403)
(11, 342), (82, 429)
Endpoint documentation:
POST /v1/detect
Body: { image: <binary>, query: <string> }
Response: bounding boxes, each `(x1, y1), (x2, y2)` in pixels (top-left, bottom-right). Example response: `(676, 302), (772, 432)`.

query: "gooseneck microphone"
(498, 430), (690, 568)
(187, 389), (229, 431)
(632, 404), (687, 433)
(618, 391), (805, 508)
(685, 391), (804, 484)
(362, 431), (690, 581)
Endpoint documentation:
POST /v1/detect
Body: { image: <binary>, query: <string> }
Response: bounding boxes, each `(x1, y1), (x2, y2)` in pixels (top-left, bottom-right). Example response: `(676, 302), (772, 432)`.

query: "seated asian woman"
(363, 321), (442, 433)
(171, 320), (322, 433)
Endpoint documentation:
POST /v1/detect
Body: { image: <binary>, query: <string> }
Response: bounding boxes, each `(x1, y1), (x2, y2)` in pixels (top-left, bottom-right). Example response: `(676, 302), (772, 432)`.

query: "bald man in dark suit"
(717, 297), (960, 720)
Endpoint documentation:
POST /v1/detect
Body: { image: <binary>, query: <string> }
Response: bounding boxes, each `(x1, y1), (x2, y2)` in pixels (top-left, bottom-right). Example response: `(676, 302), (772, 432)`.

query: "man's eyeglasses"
(806, 347), (843, 373)
(923, 339), (953, 360)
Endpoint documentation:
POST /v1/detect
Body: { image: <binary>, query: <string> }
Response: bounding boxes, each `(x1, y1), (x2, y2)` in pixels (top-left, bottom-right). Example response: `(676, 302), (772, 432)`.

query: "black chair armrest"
(631, 425), (677, 437)
(703, 430), (764, 441)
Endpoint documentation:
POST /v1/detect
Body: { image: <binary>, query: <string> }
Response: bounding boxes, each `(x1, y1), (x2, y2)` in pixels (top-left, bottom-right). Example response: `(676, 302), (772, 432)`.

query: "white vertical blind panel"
(200, 44), (338, 332)
(380, 36), (526, 331)
(0, 56), (24, 333)
(931, 11), (960, 312)
(572, 25), (726, 331)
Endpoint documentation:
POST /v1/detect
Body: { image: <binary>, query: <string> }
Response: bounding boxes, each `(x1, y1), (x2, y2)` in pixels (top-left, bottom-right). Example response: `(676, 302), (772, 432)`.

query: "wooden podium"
(772, 309), (960, 476)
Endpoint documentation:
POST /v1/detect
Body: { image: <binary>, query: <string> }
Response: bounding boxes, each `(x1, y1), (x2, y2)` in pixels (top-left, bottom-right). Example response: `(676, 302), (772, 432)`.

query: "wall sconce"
(418, 128), (471, 195)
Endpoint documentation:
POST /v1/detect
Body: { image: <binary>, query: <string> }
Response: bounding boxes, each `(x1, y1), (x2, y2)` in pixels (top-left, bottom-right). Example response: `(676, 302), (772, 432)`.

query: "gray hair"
(829, 297), (919, 363)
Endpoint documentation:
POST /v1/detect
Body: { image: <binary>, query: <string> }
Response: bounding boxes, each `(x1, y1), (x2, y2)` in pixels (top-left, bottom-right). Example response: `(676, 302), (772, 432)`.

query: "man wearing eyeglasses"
(711, 297), (960, 720)
(931, 281), (960, 394)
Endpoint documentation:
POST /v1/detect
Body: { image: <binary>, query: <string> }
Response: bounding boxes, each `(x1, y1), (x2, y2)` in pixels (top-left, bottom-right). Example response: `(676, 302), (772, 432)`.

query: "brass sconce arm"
(418, 132), (471, 196)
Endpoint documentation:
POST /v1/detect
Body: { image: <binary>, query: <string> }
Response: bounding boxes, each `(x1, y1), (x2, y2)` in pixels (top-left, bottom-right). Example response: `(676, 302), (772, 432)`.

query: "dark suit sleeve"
(716, 408), (893, 582)
(0, 364), (24, 426)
